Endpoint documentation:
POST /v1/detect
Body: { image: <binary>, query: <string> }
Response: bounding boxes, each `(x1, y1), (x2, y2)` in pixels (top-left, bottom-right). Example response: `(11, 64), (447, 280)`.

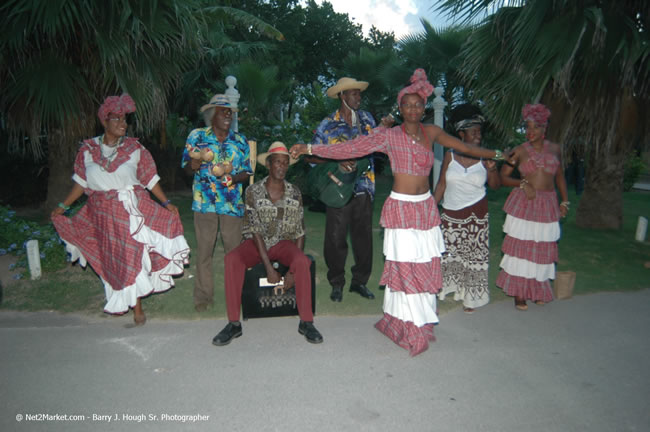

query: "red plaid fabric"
(75, 137), (155, 179)
(380, 194), (440, 230)
(503, 189), (560, 223)
(501, 236), (558, 264)
(53, 186), (187, 293)
(375, 313), (435, 356)
(313, 127), (434, 177)
(496, 270), (554, 302)
(380, 259), (442, 294)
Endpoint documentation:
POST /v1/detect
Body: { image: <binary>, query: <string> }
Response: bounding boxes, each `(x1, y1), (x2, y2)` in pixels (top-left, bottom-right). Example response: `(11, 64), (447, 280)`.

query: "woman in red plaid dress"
(291, 70), (505, 356)
(497, 104), (569, 311)
(51, 95), (190, 326)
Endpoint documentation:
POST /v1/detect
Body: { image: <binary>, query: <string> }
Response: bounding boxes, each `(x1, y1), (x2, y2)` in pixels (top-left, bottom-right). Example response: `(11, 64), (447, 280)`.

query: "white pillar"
(225, 76), (240, 133)
(431, 87), (447, 190)
(26, 240), (41, 280)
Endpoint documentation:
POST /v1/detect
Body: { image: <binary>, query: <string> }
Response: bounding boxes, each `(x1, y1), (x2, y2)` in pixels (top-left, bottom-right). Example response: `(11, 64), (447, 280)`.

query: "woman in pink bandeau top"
(290, 69), (504, 356)
(497, 103), (569, 311)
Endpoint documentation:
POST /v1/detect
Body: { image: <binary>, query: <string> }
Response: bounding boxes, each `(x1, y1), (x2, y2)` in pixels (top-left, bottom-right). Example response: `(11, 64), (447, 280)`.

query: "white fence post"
(636, 216), (648, 242)
(225, 76), (240, 133)
(432, 87), (447, 190)
(26, 240), (41, 280)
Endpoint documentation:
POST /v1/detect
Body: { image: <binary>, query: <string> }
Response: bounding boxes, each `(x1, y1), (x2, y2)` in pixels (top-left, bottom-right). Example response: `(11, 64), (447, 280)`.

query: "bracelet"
(493, 149), (504, 161)
(560, 201), (570, 208)
(58, 202), (70, 211)
(519, 179), (528, 189)
(161, 199), (171, 208)
(307, 143), (313, 156)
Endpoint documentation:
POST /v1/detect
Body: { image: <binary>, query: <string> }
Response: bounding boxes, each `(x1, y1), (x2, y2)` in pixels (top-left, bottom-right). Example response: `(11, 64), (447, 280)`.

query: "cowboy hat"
(200, 94), (238, 113)
(326, 77), (369, 99)
(257, 141), (298, 165)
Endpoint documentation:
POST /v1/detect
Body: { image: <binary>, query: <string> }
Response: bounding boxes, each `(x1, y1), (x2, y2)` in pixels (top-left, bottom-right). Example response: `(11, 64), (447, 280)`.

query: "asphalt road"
(1, 289), (649, 432)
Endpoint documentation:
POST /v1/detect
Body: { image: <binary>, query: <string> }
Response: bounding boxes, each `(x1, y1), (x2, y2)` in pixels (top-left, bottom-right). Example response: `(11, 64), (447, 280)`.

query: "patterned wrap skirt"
(375, 191), (446, 356)
(496, 188), (560, 302)
(438, 197), (490, 309)
(52, 186), (190, 314)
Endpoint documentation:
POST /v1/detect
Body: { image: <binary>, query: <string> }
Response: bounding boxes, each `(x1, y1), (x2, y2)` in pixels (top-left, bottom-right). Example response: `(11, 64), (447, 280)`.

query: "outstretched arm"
(429, 125), (500, 160)
(290, 130), (387, 160)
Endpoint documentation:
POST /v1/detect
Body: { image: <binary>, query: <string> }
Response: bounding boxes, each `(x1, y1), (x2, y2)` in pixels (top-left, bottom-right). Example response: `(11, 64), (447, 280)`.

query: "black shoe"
(350, 283), (375, 299)
(330, 287), (343, 302)
(298, 321), (323, 344)
(212, 322), (242, 346)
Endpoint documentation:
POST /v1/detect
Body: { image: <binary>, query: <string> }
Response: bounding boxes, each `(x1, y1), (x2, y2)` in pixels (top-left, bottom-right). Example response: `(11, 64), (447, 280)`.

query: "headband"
(455, 114), (485, 132)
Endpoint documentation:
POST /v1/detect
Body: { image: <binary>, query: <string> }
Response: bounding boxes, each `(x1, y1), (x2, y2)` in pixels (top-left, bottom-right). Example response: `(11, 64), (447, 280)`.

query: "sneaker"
(212, 322), (243, 346)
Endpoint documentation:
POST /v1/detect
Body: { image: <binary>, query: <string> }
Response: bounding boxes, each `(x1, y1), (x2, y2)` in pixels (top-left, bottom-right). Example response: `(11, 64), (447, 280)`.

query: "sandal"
(514, 297), (528, 311)
(463, 307), (475, 314)
(534, 300), (545, 306)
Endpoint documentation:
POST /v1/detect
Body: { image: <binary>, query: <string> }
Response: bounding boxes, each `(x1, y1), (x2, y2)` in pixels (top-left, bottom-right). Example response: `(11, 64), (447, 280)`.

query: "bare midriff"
(392, 173), (430, 195)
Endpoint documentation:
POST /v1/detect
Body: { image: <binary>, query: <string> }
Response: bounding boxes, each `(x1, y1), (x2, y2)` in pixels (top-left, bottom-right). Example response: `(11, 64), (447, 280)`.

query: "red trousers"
(224, 239), (314, 322)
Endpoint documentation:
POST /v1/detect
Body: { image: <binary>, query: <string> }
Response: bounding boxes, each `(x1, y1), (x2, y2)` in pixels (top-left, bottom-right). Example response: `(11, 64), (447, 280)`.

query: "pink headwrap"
(97, 94), (136, 122)
(397, 68), (435, 106)
(522, 103), (551, 126)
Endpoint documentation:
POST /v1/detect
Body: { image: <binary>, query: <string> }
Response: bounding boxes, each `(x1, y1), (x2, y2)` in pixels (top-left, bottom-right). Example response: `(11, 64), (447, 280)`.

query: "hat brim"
(326, 81), (369, 98)
(257, 152), (299, 166)
(200, 104), (238, 113)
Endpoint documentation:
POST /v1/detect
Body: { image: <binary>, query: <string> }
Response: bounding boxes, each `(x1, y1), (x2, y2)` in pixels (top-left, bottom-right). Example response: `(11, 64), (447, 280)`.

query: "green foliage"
(623, 154), (647, 191)
(0, 205), (69, 279)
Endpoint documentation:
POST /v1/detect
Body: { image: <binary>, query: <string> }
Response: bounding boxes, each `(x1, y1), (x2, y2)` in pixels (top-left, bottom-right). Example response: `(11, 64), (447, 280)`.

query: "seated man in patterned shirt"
(212, 142), (323, 346)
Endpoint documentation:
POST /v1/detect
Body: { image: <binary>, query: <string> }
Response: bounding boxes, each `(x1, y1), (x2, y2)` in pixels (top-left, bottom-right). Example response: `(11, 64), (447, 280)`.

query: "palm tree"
(397, 19), (473, 108)
(436, 0), (649, 229)
(0, 0), (282, 212)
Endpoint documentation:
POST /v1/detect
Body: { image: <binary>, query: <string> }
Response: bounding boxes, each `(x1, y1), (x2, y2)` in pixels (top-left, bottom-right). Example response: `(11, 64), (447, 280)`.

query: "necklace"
(401, 124), (422, 145)
(526, 140), (547, 168)
(98, 134), (121, 171)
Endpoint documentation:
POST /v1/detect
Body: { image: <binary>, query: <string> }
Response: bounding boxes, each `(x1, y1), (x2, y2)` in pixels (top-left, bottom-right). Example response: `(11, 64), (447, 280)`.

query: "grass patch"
(1, 176), (649, 319)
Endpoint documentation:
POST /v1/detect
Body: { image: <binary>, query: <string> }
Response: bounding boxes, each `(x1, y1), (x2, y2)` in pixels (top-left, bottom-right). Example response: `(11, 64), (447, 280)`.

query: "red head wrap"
(397, 68), (435, 106)
(97, 94), (136, 122)
(522, 103), (551, 126)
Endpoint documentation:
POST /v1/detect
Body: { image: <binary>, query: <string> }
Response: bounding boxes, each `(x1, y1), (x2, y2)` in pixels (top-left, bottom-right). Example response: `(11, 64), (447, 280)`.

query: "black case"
(241, 256), (316, 320)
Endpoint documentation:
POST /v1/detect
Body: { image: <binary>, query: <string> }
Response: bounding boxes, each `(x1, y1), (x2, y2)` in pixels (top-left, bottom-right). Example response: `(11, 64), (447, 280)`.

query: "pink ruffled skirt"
(496, 188), (560, 302)
(375, 191), (445, 356)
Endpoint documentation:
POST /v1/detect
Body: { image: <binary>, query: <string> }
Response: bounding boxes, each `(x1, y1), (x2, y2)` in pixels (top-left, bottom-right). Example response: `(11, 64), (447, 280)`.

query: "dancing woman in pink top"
(497, 104), (569, 311)
(290, 69), (504, 356)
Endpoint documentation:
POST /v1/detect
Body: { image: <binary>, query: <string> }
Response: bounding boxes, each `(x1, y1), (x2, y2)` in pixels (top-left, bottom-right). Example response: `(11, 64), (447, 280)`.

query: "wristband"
(161, 199), (171, 208)
(307, 144), (313, 156)
(58, 202), (70, 211)
(519, 179), (528, 189)
(560, 201), (570, 208)
(493, 149), (504, 161)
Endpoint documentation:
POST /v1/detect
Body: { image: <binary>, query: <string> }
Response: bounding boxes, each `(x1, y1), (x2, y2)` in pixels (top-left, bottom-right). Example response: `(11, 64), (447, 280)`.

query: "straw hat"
(200, 94), (238, 113)
(326, 77), (369, 98)
(257, 141), (298, 165)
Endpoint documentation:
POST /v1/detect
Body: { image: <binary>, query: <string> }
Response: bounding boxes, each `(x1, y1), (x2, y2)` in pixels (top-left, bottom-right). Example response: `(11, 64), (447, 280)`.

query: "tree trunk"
(44, 129), (79, 213)
(576, 149), (625, 229)
(575, 88), (640, 229)
(43, 115), (95, 215)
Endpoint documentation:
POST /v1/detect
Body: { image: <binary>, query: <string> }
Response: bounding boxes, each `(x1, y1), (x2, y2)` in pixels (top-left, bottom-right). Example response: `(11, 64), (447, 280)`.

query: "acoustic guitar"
(307, 157), (370, 208)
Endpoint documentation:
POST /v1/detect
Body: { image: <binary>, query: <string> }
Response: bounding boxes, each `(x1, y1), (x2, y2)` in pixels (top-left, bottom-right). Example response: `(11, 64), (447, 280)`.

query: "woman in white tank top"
(433, 104), (501, 313)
